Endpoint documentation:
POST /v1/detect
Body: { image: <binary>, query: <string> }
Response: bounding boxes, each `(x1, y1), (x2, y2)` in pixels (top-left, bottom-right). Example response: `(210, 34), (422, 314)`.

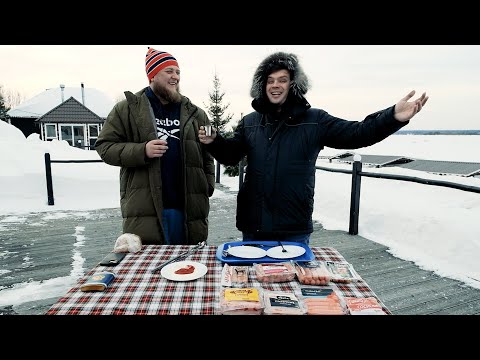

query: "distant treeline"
(396, 129), (480, 135)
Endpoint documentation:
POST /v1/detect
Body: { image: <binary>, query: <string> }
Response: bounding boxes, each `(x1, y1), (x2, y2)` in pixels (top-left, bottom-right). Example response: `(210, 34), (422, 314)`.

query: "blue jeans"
(162, 209), (186, 245)
(242, 233), (311, 245)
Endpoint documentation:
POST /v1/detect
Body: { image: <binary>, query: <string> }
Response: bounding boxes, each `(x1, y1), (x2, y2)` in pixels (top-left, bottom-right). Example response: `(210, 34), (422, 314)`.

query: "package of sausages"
(218, 287), (264, 315)
(221, 264), (250, 287)
(298, 285), (348, 315)
(253, 262), (296, 283)
(294, 260), (331, 285)
(262, 290), (307, 315)
(344, 296), (387, 315)
(323, 261), (361, 283)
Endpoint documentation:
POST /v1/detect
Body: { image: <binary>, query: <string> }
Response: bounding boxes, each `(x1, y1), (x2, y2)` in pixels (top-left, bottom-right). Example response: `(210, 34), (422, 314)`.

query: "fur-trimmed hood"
(250, 51), (310, 100)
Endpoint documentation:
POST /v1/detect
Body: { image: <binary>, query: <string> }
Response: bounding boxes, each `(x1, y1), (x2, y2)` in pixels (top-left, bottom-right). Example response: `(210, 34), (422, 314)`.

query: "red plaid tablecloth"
(45, 245), (390, 315)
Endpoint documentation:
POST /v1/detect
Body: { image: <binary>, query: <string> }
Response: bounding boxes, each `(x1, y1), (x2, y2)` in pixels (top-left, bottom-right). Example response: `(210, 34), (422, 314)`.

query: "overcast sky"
(1, 45), (480, 130)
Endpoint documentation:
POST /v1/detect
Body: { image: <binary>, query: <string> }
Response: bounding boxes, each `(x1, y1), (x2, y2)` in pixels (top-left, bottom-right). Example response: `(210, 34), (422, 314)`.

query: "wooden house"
(36, 96), (104, 149)
(7, 83), (115, 150)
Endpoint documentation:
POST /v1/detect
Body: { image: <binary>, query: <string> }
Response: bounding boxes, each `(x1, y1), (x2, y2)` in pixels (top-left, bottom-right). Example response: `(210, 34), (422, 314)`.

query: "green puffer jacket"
(95, 88), (215, 245)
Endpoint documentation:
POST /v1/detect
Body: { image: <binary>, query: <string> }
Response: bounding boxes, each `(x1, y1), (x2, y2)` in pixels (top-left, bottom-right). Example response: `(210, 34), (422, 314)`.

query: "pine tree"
(204, 72), (235, 180)
(204, 72), (233, 134)
(222, 120), (243, 177)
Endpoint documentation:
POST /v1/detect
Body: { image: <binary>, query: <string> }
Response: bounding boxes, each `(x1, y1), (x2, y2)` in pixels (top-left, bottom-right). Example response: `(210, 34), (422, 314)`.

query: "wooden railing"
(237, 156), (480, 235)
(315, 159), (480, 234)
(44, 153), (103, 205)
(45, 153), (480, 235)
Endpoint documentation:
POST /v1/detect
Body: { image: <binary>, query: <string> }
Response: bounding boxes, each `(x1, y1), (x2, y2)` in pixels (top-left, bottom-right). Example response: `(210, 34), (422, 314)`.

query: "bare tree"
(0, 84), (25, 109)
(0, 85), (11, 122)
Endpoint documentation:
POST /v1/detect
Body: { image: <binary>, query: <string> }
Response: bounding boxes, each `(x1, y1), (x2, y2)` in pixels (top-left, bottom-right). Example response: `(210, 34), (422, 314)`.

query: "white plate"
(266, 245), (306, 259)
(160, 261), (208, 281)
(227, 246), (267, 259)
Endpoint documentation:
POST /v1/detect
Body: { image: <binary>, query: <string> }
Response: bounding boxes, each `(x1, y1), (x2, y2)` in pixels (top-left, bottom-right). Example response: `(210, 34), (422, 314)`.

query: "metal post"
(215, 160), (221, 184)
(44, 153), (54, 205)
(349, 157), (362, 235)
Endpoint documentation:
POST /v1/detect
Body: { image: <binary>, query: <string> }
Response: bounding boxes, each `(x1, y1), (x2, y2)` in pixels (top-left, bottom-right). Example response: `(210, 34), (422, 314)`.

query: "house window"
(45, 124), (57, 141)
(88, 124), (100, 150)
(60, 124), (85, 148)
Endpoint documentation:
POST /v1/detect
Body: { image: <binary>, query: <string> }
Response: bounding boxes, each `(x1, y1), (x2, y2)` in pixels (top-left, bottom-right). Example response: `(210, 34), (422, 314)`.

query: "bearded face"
(150, 66), (182, 104)
(152, 80), (182, 104)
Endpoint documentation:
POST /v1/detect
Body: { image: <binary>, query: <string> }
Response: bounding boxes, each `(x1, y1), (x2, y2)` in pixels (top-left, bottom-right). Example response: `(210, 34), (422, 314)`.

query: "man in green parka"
(96, 47), (215, 245)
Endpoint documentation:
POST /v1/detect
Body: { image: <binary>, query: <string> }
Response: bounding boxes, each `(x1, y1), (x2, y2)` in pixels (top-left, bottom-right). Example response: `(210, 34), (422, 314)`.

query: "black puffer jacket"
(207, 94), (407, 238)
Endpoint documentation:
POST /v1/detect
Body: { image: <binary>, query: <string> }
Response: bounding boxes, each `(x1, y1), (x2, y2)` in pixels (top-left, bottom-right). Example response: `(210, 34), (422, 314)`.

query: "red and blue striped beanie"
(145, 47), (179, 81)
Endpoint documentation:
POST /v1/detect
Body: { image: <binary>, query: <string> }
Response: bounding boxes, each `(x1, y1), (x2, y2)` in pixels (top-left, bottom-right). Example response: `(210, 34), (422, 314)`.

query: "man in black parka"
(199, 51), (428, 244)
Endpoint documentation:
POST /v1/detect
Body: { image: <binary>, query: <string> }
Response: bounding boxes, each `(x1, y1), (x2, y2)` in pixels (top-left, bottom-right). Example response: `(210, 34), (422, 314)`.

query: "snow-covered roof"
(7, 85), (116, 119)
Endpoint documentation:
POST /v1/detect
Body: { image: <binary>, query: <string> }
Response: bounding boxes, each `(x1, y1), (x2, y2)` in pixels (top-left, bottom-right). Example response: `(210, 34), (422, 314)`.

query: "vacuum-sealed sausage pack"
(262, 290), (307, 315)
(344, 296), (387, 315)
(294, 260), (331, 285)
(218, 287), (264, 315)
(221, 264), (250, 287)
(324, 261), (361, 283)
(298, 286), (348, 315)
(253, 262), (296, 283)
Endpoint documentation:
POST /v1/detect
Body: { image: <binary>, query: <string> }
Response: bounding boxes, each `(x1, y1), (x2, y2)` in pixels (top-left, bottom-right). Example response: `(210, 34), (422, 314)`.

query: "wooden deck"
(1, 183), (479, 315)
